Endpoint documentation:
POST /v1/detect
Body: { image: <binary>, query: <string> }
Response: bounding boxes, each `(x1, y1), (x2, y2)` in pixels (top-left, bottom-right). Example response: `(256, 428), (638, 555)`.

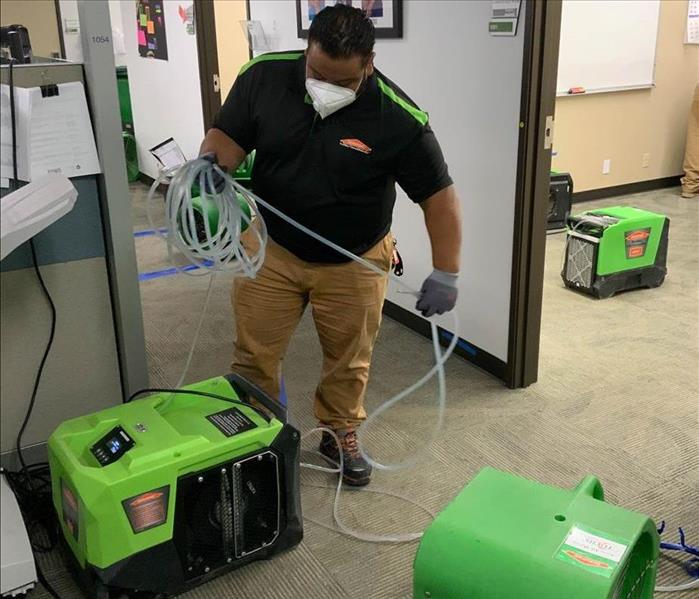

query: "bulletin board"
(136, 0), (168, 60)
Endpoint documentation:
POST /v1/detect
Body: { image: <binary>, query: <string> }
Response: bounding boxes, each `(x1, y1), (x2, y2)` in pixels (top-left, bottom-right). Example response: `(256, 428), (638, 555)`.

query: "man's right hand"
(200, 153), (227, 194)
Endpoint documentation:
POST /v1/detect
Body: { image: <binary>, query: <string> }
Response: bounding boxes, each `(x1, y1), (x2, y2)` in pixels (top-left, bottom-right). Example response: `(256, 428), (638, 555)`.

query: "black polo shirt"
(212, 51), (452, 263)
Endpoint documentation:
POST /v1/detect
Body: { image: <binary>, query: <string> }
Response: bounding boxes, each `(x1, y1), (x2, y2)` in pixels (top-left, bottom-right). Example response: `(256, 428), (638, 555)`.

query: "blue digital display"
(108, 438), (121, 454)
(92, 426), (134, 466)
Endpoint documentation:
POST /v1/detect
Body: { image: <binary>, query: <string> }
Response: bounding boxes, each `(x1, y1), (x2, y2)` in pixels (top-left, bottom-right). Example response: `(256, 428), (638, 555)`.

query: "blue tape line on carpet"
(138, 260), (215, 282)
(138, 264), (200, 281)
(134, 228), (168, 238)
(439, 330), (477, 356)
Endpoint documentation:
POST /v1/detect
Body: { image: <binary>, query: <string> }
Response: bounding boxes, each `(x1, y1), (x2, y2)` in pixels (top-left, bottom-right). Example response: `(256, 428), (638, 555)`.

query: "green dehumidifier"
(48, 374), (302, 598)
(562, 206), (669, 299)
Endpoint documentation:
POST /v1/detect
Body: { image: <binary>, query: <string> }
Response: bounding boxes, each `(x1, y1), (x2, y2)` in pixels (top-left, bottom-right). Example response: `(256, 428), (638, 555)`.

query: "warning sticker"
(122, 486), (170, 533)
(624, 228), (650, 259)
(61, 479), (80, 540)
(556, 525), (629, 578)
(206, 407), (256, 437)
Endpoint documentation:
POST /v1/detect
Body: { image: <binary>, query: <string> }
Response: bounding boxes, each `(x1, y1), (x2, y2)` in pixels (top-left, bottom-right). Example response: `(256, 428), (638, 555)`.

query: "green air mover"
(183, 192), (252, 247)
(48, 374), (302, 598)
(413, 468), (659, 599)
(562, 206), (669, 299)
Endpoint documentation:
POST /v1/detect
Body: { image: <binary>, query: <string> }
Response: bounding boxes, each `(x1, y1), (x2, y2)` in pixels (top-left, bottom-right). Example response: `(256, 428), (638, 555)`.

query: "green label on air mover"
(555, 525), (629, 578)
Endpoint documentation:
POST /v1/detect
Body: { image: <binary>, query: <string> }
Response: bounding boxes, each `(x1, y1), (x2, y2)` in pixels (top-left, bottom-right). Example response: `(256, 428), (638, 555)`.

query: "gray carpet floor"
(34, 185), (698, 598)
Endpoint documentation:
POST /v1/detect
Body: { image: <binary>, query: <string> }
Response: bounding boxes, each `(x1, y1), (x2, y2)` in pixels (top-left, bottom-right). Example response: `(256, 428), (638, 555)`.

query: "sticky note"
(147, 20), (155, 34)
(137, 29), (146, 46)
(140, 13), (147, 26)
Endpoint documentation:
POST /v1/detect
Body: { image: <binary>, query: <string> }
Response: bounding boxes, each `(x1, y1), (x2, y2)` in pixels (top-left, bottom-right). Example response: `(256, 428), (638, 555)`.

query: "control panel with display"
(91, 426), (135, 466)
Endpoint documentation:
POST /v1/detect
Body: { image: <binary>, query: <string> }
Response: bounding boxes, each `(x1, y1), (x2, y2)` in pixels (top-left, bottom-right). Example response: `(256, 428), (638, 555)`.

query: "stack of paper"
(0, 81), (101, 182)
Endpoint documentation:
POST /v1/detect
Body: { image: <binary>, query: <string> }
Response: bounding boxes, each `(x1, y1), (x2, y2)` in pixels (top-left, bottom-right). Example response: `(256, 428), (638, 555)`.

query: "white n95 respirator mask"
(305, 78), (358, 119)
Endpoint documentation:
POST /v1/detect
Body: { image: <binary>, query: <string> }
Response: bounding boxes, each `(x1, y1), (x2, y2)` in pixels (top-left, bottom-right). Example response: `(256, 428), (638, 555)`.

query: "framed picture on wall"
(296, 0), (403, 39)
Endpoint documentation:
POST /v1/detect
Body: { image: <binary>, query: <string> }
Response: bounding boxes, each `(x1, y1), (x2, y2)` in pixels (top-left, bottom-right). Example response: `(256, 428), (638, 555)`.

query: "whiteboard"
(557, 0), (661, 95)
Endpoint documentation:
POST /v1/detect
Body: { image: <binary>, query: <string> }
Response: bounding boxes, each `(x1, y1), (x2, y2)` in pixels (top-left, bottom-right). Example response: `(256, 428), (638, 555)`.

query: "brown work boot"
(318, 429), (372, 487)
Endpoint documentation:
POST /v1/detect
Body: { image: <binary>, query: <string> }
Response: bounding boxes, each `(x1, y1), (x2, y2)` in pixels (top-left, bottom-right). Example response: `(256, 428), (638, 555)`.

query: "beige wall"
(551, 0), (699, 192)
(213, 0), (249, 100)
(1, 0), (61, 58)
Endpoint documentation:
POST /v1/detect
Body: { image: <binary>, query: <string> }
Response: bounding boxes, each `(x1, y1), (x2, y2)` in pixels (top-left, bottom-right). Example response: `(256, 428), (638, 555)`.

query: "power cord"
(127, 387), (272, 423)
(15, 240), (57, 474)
(5, 57), (65, 599)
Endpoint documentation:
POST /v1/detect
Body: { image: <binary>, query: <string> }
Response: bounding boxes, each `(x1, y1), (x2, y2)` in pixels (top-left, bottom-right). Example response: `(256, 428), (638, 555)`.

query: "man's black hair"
(308, 3), (375, 61)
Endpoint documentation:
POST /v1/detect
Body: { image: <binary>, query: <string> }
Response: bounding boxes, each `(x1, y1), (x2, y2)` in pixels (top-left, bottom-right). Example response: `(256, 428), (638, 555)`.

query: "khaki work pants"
(681, 83), (699, 197)
(231, 232), (393, 430)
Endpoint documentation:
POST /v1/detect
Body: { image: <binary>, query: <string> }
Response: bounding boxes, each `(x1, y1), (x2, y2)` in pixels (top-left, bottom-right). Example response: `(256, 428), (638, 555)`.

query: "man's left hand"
(416, 270), (458, 317)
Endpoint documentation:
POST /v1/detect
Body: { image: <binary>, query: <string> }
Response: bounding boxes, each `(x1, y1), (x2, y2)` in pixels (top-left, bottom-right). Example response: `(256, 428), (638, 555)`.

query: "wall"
(552, 0), (699, 192)
(1, 0), (61, 58)
(247, 0), (526, 362)
(213, 0), (249, 99)
(58, 0), (128, 66)
(118, 0), (205, 178)
(60, 0), (204, 179)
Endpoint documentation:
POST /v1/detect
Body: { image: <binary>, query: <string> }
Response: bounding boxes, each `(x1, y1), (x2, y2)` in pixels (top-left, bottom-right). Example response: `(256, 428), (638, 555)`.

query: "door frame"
(194, 0), (222, 130)
(506, 0), (563, 387)
(54, 0), (67, 59)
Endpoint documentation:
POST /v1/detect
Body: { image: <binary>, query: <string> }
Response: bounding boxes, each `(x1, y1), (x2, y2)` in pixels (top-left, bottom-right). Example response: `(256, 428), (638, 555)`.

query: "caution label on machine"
(207, 407), (256, 437)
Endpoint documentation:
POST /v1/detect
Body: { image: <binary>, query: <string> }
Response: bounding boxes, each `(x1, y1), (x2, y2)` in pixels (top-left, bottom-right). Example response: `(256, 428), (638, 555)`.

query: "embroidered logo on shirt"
(339, 138), (372, 155)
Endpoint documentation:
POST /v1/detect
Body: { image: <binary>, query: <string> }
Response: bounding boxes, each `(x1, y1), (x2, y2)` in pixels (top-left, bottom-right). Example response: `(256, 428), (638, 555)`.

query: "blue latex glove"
(200, 153), (227, 194)
(416, 269), (458, 317)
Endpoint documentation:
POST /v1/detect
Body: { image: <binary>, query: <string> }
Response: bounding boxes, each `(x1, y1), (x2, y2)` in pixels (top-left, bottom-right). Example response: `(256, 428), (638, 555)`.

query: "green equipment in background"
(413, 468), (659, 599)
(181, 192), (252, 251)
(48, 374), (303, 598)
(562, 206), (669, 299)
(122, 131), (139, 183)
(116, 66), (139, 182)
(116, 67), (134, 133)
(233, 150), (255, 185)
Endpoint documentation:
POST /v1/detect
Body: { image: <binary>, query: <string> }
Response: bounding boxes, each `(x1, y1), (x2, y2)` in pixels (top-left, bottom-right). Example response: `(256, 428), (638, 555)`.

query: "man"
(200, 4), (461, 486)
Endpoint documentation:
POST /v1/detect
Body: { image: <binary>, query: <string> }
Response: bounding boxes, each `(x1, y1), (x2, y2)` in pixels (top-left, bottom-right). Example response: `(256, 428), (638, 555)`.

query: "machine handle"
(565, 172), (574, 196)
(574, 475), (605, 501)
(224, 373), (287, 424)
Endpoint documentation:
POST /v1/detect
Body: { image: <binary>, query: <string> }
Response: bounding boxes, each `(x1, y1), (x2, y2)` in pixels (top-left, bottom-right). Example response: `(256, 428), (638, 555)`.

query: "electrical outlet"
(602, 159), (611, 174)
(642, 153), (650, 168)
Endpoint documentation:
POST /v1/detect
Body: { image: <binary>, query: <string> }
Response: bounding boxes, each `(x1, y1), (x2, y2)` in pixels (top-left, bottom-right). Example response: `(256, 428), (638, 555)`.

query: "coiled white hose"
(146, 157), (458, 542)
(147, 161), (267, 277)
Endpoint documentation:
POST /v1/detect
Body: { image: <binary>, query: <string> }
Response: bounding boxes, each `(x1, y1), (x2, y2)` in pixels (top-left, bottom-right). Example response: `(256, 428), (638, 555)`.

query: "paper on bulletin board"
(489, 0), (522, 37)
(686, 0), (699, 44)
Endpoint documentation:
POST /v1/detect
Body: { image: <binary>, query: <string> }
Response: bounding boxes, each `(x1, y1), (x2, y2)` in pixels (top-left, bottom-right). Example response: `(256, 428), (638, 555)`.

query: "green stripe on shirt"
(376, 77), (428, 126)
(239, 52), (304, 75)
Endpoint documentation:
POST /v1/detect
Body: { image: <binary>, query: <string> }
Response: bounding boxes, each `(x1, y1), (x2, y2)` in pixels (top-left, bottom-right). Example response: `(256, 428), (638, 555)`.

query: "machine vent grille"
(565, 236), (596, 289)
(173, 451), (281, 580)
